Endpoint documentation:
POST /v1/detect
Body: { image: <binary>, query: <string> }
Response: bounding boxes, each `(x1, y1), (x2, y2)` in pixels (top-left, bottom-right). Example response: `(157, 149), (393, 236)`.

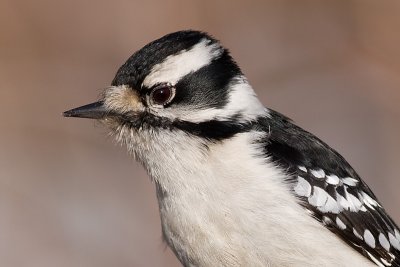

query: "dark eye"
(150, 84), (175, 106)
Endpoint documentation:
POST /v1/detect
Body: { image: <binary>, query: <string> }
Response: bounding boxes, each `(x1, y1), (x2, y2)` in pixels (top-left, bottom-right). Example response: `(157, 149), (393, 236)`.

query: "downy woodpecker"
(64, 30), (400, 267)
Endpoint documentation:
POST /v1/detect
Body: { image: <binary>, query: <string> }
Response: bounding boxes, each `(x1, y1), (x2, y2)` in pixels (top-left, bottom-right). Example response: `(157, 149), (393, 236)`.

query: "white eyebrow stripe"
(142, 39), (223, 88)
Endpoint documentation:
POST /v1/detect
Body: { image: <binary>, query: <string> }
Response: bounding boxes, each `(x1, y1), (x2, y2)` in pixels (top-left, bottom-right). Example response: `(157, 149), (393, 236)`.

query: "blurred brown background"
(1, 0), (400, 266)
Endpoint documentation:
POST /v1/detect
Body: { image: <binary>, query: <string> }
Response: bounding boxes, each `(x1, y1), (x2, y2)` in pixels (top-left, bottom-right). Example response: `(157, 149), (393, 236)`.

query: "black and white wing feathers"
(264, 110), (400, 267)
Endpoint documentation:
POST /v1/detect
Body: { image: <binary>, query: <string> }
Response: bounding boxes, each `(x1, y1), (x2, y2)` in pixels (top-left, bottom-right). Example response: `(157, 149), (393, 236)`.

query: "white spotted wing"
(265, 109), (400, 266)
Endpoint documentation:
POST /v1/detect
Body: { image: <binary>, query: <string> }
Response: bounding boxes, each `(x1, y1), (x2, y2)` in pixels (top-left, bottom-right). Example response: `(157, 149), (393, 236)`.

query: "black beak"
(63, 101), (108, 119)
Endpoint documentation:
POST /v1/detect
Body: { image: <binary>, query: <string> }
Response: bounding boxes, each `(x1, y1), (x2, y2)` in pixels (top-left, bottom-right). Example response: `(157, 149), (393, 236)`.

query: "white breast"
(136, 130), (375, 267)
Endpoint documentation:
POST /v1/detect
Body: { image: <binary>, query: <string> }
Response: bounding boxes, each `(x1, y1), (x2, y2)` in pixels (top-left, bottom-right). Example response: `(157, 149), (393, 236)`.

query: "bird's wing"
(263, 109), (400, 267)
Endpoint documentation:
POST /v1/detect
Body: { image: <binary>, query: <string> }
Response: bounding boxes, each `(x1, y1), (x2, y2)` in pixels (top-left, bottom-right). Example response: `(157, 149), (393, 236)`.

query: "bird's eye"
(150, 84), (175, 106)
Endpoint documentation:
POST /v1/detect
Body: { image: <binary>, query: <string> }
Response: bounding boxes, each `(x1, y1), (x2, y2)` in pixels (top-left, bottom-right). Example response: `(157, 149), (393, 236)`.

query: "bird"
(63, 30), (400, 267)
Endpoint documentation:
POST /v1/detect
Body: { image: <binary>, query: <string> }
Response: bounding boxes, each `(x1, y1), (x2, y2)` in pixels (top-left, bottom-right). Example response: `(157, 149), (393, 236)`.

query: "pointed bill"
(63, 101), (108, 119)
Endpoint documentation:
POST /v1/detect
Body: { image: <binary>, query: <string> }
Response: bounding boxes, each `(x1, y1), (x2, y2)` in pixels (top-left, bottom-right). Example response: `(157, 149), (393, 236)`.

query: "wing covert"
(263, 109), (400, 266)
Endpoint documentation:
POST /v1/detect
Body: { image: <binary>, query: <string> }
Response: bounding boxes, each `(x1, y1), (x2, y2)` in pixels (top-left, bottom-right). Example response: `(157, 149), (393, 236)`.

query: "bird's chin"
(99, 115), (121, 126)
(101, 115), (136, 135)
(100, 115), (146, 154)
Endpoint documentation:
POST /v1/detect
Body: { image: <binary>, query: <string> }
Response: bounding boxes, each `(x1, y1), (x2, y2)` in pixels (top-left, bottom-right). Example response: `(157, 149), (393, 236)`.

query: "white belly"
(146, 133), (374, 267)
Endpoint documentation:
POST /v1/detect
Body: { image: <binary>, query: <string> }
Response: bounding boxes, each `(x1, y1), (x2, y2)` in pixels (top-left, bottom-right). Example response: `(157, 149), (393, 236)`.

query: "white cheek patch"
(142, 38), (223, 88)
(155, 78), (267, 123)
(220, 79), (266, 121)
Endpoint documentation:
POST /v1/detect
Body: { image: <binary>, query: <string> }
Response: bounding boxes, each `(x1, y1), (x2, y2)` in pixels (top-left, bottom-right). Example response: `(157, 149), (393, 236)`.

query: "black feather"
(263, 109), (400, 266)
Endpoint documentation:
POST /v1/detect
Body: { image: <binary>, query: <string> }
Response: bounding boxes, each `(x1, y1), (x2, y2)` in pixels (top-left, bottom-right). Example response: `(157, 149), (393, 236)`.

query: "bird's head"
(64, 30), (266, 159)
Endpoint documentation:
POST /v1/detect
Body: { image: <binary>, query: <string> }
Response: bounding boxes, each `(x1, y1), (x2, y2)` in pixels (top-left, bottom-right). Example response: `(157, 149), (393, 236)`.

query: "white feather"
(308, 186), (328, 207)
(364, 230), (376, 248)
(379, 233), (391, 252)
(367, 252), (385, 267)
(389, 232), (400, 250)
(294, 176), (312, 197)
(342, 177), (358, 187)
(326, 174), (339, 185)
(310, 169), (325, 179)
(336, 217), (347, 230)
(298, 166), (307, 172)
(143, 38), (223, 88)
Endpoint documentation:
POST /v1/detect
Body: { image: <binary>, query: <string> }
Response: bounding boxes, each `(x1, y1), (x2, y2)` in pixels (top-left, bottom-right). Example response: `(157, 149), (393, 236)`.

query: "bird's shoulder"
(260, 109), (400, 267)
